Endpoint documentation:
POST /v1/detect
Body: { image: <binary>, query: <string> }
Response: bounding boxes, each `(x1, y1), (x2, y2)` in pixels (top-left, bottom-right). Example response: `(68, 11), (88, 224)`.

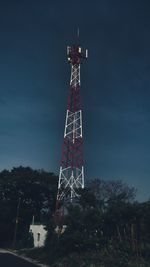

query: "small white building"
(29, 217), (47, 247)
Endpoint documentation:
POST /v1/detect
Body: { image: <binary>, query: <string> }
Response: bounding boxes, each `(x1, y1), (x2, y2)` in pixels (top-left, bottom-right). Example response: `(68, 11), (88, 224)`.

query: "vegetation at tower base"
(0, 168), (150, 266)
(42, 180), (150, 267)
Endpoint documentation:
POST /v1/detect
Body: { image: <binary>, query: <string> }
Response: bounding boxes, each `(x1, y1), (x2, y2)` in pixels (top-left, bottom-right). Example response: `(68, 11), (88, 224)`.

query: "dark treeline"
(45, 180), (150, 266)
(0, 166), (58, 247)
(0, 167), (150, 266)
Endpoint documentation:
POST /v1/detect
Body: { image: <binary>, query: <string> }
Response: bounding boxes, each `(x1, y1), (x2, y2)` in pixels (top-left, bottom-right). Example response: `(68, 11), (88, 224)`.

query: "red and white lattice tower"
(56, 43), (88, 208)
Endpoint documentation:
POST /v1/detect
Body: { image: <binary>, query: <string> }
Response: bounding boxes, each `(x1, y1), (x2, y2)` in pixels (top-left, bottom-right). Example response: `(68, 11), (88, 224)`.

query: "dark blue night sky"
(0, 0), (150, 201)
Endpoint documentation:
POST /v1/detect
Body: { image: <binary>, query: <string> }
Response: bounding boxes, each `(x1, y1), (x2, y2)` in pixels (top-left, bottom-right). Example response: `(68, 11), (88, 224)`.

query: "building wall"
(29, 224), (47, 247)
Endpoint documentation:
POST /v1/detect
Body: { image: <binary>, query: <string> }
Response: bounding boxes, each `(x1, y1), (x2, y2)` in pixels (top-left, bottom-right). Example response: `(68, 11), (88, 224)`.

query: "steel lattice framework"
(56, 44), (88, 206)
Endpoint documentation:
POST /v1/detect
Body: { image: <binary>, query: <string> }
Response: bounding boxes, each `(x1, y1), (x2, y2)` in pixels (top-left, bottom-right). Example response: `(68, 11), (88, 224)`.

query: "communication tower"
(56, 40), (88, 216)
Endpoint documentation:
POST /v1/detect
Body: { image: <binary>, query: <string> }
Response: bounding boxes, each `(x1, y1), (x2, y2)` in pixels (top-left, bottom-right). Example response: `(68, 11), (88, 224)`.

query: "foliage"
(88, 179), (136, 205)
(1, 168), (150, 266)
(0, 166), (58, 247)
(44, 179), (150, 266)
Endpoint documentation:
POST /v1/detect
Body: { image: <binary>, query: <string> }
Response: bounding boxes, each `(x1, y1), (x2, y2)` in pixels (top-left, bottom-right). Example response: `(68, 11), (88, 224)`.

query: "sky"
(0, 0), (150, 201)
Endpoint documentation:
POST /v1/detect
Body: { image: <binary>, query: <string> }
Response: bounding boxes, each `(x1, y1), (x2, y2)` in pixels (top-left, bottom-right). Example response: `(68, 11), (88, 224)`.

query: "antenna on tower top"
(77, 27), (80, 40)
(77, 27), (80, 43)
